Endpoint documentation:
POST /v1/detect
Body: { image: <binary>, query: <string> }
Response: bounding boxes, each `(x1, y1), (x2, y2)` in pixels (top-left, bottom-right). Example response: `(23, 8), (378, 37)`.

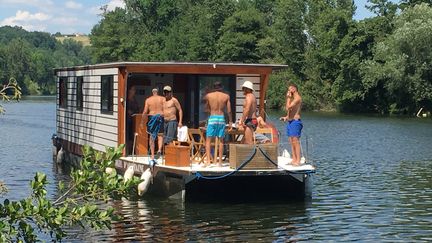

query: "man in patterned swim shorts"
(203, 82), (233, 167)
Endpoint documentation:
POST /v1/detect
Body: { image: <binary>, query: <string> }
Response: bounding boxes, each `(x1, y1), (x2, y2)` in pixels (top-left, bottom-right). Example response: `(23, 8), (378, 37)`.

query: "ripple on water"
(3, 105), (432, 242)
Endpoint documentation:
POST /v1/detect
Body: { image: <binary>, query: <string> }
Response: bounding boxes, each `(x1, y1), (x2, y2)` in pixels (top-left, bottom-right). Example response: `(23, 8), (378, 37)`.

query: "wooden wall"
(235, 75), (261, 121)
(56, 68), (119, 152)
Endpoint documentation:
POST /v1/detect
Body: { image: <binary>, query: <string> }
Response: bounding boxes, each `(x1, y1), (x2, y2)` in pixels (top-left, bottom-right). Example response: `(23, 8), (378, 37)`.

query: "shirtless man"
(238, 81), (257, 144)
(162, 85), (183, 144)
(203, 82), (232, 166)
(280, 83), (303, 166)
(141, 88), (164, 160)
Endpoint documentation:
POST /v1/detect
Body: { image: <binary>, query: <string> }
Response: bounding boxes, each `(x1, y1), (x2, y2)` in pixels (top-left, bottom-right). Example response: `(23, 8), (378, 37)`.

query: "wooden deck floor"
(117, 155), (315, 174)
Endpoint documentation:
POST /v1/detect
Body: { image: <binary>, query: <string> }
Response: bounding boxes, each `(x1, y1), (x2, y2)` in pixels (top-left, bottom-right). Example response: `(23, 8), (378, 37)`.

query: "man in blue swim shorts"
(280, 83), (303, 166)
(207, 115), (226, 138)
(203, 82), (233, 167)
(141, 88), (164, 160)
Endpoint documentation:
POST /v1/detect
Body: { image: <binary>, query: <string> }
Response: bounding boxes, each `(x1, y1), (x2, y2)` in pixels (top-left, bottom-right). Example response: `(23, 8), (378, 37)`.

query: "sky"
(0, 0), (392, 35)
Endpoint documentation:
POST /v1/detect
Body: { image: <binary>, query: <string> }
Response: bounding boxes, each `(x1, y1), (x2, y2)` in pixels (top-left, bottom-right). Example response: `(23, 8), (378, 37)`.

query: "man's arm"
(226, 97), (232, 127)
(287, 96), (300, 110)
(174, 98), (183, 126)
(140, 100), (149, 126)
(142, 100), (149, 115)
(202, 94), (209, 113)
(280, 94), (291, 121)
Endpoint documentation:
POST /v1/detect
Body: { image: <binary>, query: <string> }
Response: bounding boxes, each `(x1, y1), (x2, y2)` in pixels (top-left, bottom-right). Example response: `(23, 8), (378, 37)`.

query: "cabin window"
(76, 76), (83, 110)
(59, 77), (67, 108)
(101, 75), (113, 113)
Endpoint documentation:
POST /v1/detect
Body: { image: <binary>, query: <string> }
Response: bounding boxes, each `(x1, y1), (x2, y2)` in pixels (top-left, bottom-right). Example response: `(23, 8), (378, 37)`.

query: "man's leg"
(289, 137), (297, 165)
(244, 126), (254, 144)
(157, 134), (163, 153)
(149, 137), (155, 160)
(291, 137), (301, 165)
(217, 138), (224, 166)
(205, 137), (212, 166)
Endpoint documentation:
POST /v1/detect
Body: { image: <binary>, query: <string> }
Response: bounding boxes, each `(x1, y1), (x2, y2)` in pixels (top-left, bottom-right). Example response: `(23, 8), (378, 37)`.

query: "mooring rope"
(194, 146), (257, 180)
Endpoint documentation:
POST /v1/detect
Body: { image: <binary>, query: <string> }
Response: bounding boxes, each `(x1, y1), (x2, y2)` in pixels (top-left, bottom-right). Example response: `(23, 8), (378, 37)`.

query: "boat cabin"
(55, 62), (315, 201)
(54, 62), (286, 156)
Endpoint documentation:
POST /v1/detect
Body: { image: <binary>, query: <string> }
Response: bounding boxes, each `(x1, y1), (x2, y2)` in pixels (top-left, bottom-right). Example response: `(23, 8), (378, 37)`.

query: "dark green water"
(1, 99), (432, 241)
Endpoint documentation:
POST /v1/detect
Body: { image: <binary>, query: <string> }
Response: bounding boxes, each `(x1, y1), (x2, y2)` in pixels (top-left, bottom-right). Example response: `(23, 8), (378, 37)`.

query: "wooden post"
(118, 67), (127, 155)
(260, 74), (269, 119)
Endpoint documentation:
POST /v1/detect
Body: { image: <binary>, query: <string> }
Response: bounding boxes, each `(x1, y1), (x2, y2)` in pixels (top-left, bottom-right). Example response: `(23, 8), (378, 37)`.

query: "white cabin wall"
(56, 68), (119, 152)
(235, 75), (261, 121)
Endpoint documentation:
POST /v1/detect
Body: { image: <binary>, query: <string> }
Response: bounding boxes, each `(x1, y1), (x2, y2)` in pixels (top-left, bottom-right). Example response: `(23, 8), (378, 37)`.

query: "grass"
(56, 35), (91, 46)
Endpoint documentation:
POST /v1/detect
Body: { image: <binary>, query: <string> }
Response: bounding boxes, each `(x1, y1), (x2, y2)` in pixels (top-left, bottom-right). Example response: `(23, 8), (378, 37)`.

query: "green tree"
(0, 26), (91, 95)
(367, 0), (399, 17)
(272, 0), (307, 78)
(91, 8), (135, 62)
(3, 39), (33, 94)
(399, 0), (432, 9)
(216, 7), (267, 63)
(361, 3), (432, 114)
(303, 0), (356, 110)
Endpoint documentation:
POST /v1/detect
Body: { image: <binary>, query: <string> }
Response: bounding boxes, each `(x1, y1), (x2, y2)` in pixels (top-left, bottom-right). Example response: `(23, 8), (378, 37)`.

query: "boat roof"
(54, 61), (288, 74)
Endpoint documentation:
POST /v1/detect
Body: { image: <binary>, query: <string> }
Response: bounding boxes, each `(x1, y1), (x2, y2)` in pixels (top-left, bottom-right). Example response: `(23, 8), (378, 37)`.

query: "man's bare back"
(205, 91), (232, 116)
(144, 95), (164, 115)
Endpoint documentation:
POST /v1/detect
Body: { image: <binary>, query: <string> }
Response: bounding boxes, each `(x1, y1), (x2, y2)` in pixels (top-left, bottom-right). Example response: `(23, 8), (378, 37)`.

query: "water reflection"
(65, 198), (311, 242)
(3, 100), (432, 242)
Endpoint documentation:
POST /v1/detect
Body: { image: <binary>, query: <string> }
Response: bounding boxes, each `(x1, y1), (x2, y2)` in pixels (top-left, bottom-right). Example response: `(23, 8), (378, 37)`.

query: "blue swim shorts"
(286, 119), (303, 137)
(206, 115), (225, 138)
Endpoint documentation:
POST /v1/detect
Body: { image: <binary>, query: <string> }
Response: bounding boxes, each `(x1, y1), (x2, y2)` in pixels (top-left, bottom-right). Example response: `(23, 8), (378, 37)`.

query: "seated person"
(255, 116), (271, 144)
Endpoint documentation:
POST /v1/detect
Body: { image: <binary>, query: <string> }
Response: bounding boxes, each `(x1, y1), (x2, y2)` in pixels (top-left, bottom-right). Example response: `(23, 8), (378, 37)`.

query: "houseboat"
(54, 62), (315, 201)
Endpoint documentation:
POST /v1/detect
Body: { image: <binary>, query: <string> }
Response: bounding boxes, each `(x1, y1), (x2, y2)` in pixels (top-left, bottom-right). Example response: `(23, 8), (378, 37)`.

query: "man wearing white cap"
(162, 85), (183, 144)
(141, 87), (164, 160)
(239, 80), (257, 144)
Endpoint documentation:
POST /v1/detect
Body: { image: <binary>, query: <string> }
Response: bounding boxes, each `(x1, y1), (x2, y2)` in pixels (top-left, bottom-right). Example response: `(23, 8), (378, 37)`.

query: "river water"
(1, 99), (432, 242)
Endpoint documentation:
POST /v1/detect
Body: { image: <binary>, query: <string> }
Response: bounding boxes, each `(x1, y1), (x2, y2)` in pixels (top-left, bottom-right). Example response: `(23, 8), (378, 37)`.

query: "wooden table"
(227, 127), (244, 143)
(198, 127), (245, 163)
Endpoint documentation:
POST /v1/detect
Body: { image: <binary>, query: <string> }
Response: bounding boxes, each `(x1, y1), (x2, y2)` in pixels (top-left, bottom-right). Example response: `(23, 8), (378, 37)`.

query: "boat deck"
(116, 155), (315, 176)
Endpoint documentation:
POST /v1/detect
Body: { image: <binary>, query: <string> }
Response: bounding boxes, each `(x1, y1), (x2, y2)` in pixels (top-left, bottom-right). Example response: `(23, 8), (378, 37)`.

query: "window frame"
(76, 76), (84, 111)
(101, 75), (114, 114)
(59, 77), (68, 109)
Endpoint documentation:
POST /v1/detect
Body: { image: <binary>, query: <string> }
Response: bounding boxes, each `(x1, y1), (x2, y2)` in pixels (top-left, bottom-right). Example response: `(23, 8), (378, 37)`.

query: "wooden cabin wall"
(56, 68), (119, 153)
(235, 75), (261, 121)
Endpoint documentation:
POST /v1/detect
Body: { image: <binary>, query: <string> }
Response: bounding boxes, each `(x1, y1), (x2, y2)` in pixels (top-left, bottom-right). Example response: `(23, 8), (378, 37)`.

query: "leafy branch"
(0, 77), (22, 114)
(0, 144), (141, 242)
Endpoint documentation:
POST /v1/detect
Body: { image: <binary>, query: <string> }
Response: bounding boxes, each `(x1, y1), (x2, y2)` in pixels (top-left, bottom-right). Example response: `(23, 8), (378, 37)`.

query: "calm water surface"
(1, 99), (432, 242)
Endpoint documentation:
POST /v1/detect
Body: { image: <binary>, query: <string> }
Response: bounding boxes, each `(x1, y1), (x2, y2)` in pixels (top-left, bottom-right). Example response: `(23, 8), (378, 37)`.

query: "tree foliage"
(0, 145), (141, 242)
(0, 26), (91, 95)
(2, 0), (432, 113)
(361, 3), (432, 114)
